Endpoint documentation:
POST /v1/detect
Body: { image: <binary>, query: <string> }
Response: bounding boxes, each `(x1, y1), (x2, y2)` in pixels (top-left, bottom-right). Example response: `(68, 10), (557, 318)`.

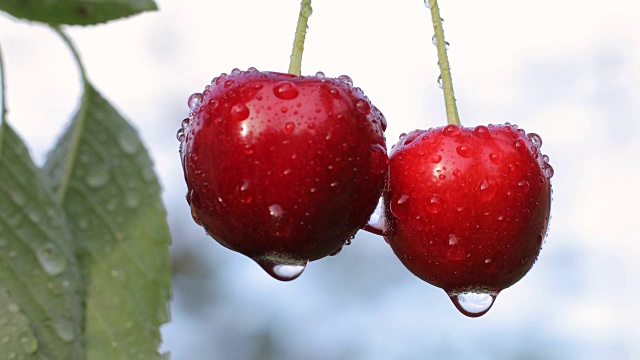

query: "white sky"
(1, 0), (639, 358)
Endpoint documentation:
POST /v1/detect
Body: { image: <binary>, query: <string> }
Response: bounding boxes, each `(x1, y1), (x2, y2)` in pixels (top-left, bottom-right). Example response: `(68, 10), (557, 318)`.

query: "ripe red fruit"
(178, 68), (388, 281)
(383, 123), (552, 316)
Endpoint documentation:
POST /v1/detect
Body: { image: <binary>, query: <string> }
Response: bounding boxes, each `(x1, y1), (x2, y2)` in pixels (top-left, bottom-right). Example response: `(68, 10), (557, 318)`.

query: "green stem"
(51, 26), (89, 86)
(429, 0), (460, 126)
(288, 0), (313, 76)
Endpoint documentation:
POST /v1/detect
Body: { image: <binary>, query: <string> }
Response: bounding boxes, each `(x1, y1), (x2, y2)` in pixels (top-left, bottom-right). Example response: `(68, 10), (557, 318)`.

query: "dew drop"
(442, 124), (461, 137)
(337, 75), (353, 85)
(355, 99), (371, 115)
(448, 234), (459, 245)
(237, 180), (253, 204)
(53, 319), (76, 343)
(527, 133), (543, 147)
(85, 164), (110, 188)
(273, 81), (299, 100)
(187, 93), (203, 110)
(448, 292), (497, 317)
(437, 74), (443, 89)
(477, 177), (497, 201)
(473, 125), (491, 139)
(329, 87), (341, 99)
(315, 71), (325, 78)
(255, 257), (307, 281)
(430, 154), (442, 163)
(456, 144), (472, 158)
(230, 103), (250, 121)
(36, 243), (68, 276)
(426, 194), (444, 214)
(424, 0), (430, 8)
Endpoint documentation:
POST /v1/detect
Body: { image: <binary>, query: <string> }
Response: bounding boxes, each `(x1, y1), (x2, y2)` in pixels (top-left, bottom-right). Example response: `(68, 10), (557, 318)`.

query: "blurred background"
(1, 0), (639, 359)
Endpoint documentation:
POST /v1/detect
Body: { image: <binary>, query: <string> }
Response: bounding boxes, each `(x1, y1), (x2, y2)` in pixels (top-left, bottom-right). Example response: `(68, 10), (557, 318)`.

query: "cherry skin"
(383, 124), (552, 316)
(179, 69), (388, 281)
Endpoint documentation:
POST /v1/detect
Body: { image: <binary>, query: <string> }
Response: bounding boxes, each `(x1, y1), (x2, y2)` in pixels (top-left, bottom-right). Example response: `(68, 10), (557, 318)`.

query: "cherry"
(383, 124), (552, 316)
(179, 68), (388, 281)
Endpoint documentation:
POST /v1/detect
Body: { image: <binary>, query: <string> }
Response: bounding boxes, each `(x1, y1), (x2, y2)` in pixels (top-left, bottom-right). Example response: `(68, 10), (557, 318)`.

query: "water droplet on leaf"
(85, 164), (110, 188)
(36, 243), (68, 276)
(53, 319), (75, 342)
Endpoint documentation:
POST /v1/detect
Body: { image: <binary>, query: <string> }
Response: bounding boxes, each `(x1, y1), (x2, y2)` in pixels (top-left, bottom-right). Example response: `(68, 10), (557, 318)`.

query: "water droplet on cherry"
(514, 138), (527, 152)
(518, 180), (530, 193)
(255, 257), (307, 281)
(448, 292), (497, 317)
(284, 122), (296, 134)
(426, 194), (444, 214)
(527, 133), (542, 147)
(442, 124), (461, 137)
(337, 75), (353, 85)
(431, 154), (442, 163)
(315, 71), (325, 78)
(355, 99), (371, 115)
(188, 93), (203, 110)
(477, 177), (497, 201)
(489, 152), (502, 165)
(473, 125), (491, 139)
(267, 204), (293, 237)
(237, 180), (253, 204)
(230, 103), (250, 121)
(456, 144), (472, 158)
(273, 81), (300, 100)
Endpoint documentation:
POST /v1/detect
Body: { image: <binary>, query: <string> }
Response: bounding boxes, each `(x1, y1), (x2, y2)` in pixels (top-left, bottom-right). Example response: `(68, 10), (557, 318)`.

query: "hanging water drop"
(36, 243), (68, 276)
(424, 0), (430, 8)
(437, 74), (443, 89)
(255, 257), (307, 281)
(448, 292), (497, 317)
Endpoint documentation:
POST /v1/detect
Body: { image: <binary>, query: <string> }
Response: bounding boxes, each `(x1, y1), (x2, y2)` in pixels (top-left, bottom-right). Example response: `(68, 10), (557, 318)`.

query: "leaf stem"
(288, 0), (313, 76)
(51, 26), (89, 86)
(429, 0), (460, 126)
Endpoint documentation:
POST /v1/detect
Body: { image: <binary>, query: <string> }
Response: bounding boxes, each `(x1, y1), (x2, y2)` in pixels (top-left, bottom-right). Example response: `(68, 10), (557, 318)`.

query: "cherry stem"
(362, 224), (385, 237)
(288, 0), (313, 76)
(428, 0), (461, 126)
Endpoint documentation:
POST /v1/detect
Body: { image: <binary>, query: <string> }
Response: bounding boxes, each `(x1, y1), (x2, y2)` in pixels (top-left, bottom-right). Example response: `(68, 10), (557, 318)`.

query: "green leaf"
(0, 0), (158, 26)
(44, 82), (171, 359)
(0, 120), (84, 360)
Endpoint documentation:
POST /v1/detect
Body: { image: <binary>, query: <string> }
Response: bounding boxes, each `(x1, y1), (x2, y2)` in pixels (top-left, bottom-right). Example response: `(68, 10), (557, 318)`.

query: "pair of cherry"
(178, 68), (552, 317)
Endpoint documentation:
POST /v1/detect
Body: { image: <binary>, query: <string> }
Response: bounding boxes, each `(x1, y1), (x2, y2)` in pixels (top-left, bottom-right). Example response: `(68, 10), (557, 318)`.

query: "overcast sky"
(1, 0), (639, 359)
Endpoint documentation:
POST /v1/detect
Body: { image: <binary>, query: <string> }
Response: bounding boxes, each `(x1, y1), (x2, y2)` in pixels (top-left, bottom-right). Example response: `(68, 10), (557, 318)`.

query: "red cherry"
(179, 69), (388, 281)
(383, 123), (552, 316)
